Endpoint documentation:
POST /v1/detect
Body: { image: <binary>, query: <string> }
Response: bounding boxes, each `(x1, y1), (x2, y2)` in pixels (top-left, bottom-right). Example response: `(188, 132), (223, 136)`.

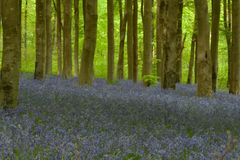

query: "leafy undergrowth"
(1, 74), (240, 159)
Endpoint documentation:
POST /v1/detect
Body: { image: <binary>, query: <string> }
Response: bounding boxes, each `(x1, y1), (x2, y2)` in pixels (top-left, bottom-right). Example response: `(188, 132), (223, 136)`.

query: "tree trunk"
(34, 0), (46, 80)
(229, 0), (240, 94)
(24, 0), (28, 61)
(127, 0), (133, 80)
(45, 0), (52, 75)
(74, 0), (79, 77)
(142, 0), (153, 86)
(117, 0), (127, 80)
(63, 0), (72, 79)
(79, 0), (98, 85)
(161, 0), (179, 89)
(194, 0), (212, 97)
(133, 0), (138, 83)
(211, 0), (221, 92)
(176, 0), (183, 83)
(56, 0), (62, 76)
(0, 0), (21, 108)
(107, 0), (114, 83)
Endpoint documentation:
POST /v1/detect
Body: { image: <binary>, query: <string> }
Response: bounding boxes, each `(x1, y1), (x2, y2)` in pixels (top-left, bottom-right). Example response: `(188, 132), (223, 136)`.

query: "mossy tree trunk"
(79, 0), (98, 85)
(45, 0), (52, 75)
(133, 0), (138, 83)
(56, 0), (62, 76)
(1, 0), (21, 108)
(194, 0), (212, 97)
(74, 0), (79, 77)
(127, 0), (133, 80)
(34, 0), (46, 80)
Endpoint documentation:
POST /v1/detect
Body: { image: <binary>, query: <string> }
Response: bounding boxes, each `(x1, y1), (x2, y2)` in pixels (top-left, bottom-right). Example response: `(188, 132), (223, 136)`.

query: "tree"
(194, 0), (212, 96)
(133, 0), (138, 82)
(45, 0), (52, 75)
(74, 0), (79, 77)
(79, 0), (98, 85)
(0, 0), (21, 108)
(142, 0), (153, 86)
(126, 0), (133, 80)
(24, 0), (28, 61)
(229, 0), (240, 94)
(211, 0), (221, 92)
(107, 0), (114, 83)
(161, 0), (179, 89)
(34, 0), (46, 80)
(56, 0), (62, 76)
(63, 0), (72, 79)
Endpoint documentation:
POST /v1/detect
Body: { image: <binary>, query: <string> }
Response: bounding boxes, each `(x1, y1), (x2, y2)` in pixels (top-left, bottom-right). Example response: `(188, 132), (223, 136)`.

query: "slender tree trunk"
(127, 0), (133, 80)
(161, 0), (179, 89)
(74, 0), (79, 77)
(63, 0), (72, 78)
(211, 0), (221, 92)
(117, 0), (127, 80)
(176, 0), (183, 83)
(57, 0), (62, 76)
(229, 0), (240, 94)
(79, 0), (98, 85)
(46, 0), (52, 75)
(107, 0), (115, 83)
(24, 0), (28, 61)
(133, 0), (138, 83)
(142, 0), (153, 86)
(194, 0), (212, 97)
(0, 0), (21, 108)
(35, 0), (46, 80)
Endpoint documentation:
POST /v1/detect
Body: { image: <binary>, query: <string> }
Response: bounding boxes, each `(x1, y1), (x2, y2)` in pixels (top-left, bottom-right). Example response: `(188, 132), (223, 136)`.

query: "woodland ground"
(0, 74), (240, 159)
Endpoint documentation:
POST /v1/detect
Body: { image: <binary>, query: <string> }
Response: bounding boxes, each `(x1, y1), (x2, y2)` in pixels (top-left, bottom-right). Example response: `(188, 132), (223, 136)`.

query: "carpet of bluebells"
(1, 74), (240, 159)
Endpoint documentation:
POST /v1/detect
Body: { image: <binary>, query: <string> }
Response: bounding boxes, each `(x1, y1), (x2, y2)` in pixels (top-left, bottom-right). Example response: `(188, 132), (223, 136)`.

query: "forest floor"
(0, 74), (240, 159)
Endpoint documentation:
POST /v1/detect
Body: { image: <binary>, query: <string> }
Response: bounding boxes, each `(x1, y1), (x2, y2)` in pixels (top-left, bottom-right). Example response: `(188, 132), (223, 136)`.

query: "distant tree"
(194, 0), (212, 96)
(161, 0), (179, 89)
(45, 0), (52, 75)
(211, 0), (221, 92)
(142, 0), (153, 86)
(229, 0), (240, 94)
(0, 0), (21, 108)
(126, 0), (133, 80)
(133, 0), (138, 83)
(24, 0), (28, 61)
(117, 0), (127, 80)
(79, 0), (98, 85)
(56, 0), (62, 76)
(63, 0), (72, 79)
(107, 0), (115, 83)
(35, 0), (46, 80)
(74, 0), (79, 77)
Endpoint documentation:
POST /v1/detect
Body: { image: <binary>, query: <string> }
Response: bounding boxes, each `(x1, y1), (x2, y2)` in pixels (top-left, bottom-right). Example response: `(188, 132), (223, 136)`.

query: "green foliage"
(123, 153), (142, 160)
(143, 75), (158, 86)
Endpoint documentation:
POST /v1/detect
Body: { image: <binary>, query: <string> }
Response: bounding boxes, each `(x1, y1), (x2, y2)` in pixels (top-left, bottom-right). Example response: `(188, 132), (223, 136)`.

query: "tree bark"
(133, 0), (138, 83)
(46, 0), (52, 75)
(211, 0), (221, 92)
(127, 0), (133, 80)
(229, 0), (240, 94)
(142, 0), (153, 86)
(56, 0), (62, 76)
(194, 0), (212, 96)
(74, 0), (79, 77)
(1, 0), (21, 108)
(79, 0), (98, 85)
(107, 0), (115, 83)
(63, 0), (72, 79)
(34, 0), (46, 80)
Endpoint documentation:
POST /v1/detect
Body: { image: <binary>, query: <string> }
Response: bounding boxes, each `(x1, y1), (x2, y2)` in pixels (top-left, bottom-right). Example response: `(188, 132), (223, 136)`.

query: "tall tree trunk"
(133, 0), (138, 82)
(63, 0), (72, 78)
(142, 0), (153, 86)
(34, 0), (46, 80)
(79, 0), (98, 85)
(56, 0), (62, 76)
(0, 0), (21, 108)
(117, 0), (127, 80)
(107, 0), (115, 83)
(46, 0), (52, 75)
(127, 0), (133, 80)
(24, 0), (28, 61)
(161, 0), (179, 89)
(194, 0), (212, 96)
(211, 0), (221, 92)
(74, 0), (79, 77)
(229, 0), (240, 94)
(176, 0), (183, 83)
